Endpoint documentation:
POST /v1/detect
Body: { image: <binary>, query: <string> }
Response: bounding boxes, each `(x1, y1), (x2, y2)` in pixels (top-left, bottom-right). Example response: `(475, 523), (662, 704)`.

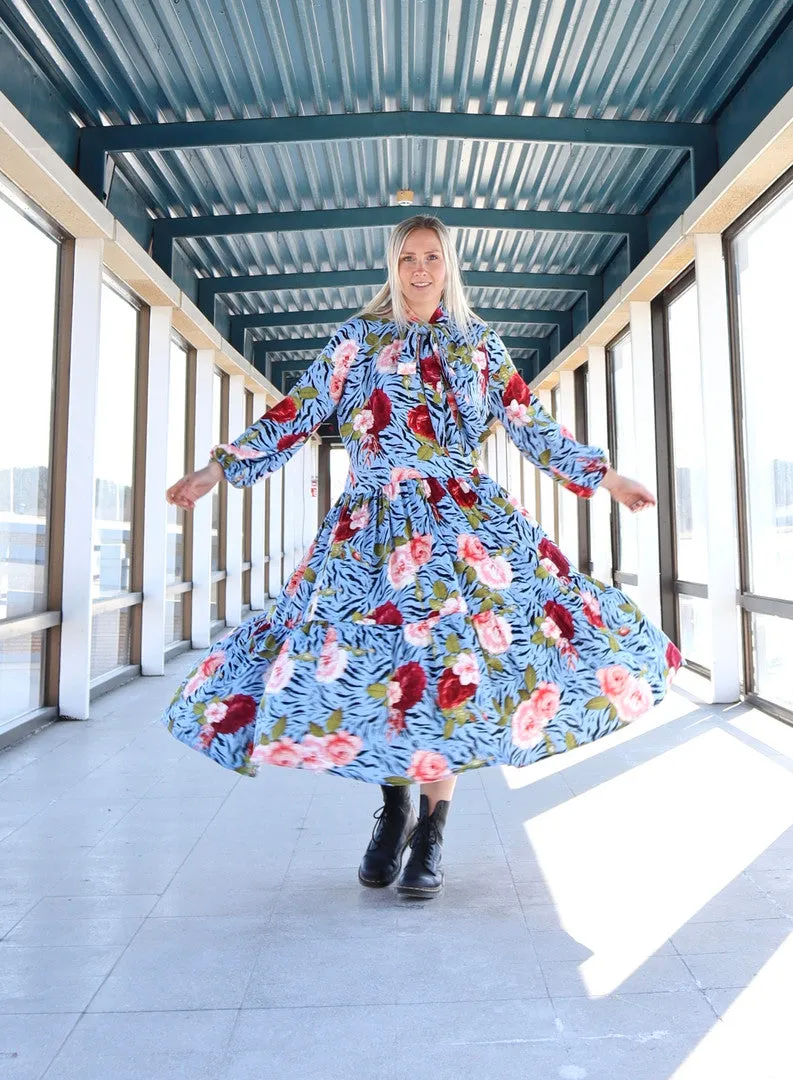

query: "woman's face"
(397, 228), (446, 314)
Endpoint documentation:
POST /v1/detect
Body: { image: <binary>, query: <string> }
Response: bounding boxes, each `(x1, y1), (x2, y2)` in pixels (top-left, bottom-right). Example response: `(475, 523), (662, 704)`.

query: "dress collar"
(404, 301), (449, 327)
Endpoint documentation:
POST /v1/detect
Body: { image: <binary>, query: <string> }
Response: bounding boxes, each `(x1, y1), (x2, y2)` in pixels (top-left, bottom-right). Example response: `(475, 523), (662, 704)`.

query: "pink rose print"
(376, 339), (405, 372)
(214, 442), (265, 460)
(614, 676), (653, 722)
(560, 425), (575, 440)
(581, 591), (605, 628)
(298, 734), (332, 771)
(409, 534), (433, 566)
(387, 546), (417, 589)
(323, 730), (364, 766)
(531, 682), (562, 721)
(333, 339), (359, 374)
(477, 555), (513, 589)
(404, 613), (440, 647)
(182, 651), (226, 698)
(511, 683), (560, 749)
(329, 372), (345, 402)
(457, 533), (488, 564)
(316, 627), (348, 683)
(472, 610), (513, 654)
(203, 701), (228, 725)
(452, 652), (480, 686)
(440, 595), (467, 616)
(265, 642), (294, 693)
(597, 665), (631, 700)
(353, 409), (374, 433)
(252, 737), (303, 769)
(349, 505), (370, 531)
(285, 540), (315, 597)
(407, 749), (451, 783)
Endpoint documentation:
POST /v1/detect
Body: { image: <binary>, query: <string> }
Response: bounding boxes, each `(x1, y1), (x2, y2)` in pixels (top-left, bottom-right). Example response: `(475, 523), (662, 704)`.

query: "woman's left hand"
(601, 468), (656, 513)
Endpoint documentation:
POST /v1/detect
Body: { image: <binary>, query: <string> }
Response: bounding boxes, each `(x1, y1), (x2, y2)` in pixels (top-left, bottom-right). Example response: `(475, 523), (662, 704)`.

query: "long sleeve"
(484, 328), (609, 499)
(210, 321), (362, 488)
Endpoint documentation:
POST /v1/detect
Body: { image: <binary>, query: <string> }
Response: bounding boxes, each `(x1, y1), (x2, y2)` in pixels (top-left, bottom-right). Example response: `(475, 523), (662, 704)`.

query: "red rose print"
(666, 641), (682, 671)
(420, 352), (443, 388)
(276, 432), (306, 452)
(564, 480), (594, 499)
(212, 694), (257, 734)
(447, 477), (478, 508)
(331, 505), (355, 543)
(372, 601), (403, 626)
(503, 372), (530, 408)
(538, 537), (570, 579)
(544, 600), (574, 643)
(425, 477), (446, 504)
(368, 388), (392, 433)
(266, 396), (298, 424)
(393, 661), (427, 712)
(437, 668), (475, 710)
(407, 405), (436, 440)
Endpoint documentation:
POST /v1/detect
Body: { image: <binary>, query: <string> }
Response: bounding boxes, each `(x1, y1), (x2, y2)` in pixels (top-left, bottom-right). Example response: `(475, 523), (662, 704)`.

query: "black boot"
(396, 795), (449, 899)
(358, 785), (417, 888)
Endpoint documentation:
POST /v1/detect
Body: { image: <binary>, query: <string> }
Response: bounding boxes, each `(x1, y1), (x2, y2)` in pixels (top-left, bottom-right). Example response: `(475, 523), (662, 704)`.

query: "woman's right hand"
(166, 461), (224, 511)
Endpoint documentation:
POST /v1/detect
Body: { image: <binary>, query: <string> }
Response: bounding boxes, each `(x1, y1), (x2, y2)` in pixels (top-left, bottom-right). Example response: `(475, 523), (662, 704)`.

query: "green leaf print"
(367, 683), (388, 699)
(539, 448), (552, 467)
(298, 386), (319, 399)
(383, 775), (413, 786)
(443, 717), (455, 739)
(564, 731), (579, 750)
(325, 709), (343, 732)
(339, 422), (354, 437)
(308, 722), (325, 737)
(432, 580), (448, 600)
(270, 715), (287, 741)
(525, 665), (537, 694)
(585, 695), (610, 710)
(543, 733), (557, 755)
(416, 444), (433, 462)
(445, 632), (461, 653)
(302, 566), (316, 584)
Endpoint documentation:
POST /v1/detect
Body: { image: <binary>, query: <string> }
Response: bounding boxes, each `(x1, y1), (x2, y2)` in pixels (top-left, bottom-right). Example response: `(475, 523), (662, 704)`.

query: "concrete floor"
(1, 653), (792, 1080)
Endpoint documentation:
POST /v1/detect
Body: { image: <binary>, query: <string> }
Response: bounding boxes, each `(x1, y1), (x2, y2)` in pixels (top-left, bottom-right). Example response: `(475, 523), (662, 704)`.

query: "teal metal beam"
(78, 112), (717, 202)
(152, 205), (648, 278)
(230, 306), (573, 353)
(198, 269), (602, 321)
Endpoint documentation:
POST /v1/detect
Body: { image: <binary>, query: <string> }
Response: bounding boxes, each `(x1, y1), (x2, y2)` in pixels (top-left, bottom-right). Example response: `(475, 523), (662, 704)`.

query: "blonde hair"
(357, 215), (479, 336)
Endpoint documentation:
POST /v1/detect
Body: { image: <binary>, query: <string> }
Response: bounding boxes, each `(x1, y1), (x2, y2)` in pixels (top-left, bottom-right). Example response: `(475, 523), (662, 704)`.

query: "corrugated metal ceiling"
(2, 0), (793, 374)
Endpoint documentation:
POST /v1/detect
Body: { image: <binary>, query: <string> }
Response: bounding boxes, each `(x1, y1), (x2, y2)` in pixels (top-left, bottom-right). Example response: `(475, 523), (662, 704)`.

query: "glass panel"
(210, 579), (225, 624)
(164, 594), (184, 647)
(750, 611), (793, 712)
(0, 630), (45, 723)
(329, 446), (349, 505)
(211, 371), (222, 573)
(678, 593), (711, 671)
(609, 334), (639, 576)
(731, 184), (793, 602)
(0, 198), (59, 621)
(93, 285), (137, 598)
(166, 341), (187, 585)
(666, 283), (708, 584)
(90, 607), (132, 679)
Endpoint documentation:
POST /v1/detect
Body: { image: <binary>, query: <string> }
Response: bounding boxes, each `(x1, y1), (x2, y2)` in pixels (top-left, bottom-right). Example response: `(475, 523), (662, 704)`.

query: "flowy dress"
(161, 306), (681, 785)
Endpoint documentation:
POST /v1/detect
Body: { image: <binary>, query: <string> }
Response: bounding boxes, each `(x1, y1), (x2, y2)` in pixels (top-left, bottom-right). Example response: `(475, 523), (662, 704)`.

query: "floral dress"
(161, 307), (681, 785)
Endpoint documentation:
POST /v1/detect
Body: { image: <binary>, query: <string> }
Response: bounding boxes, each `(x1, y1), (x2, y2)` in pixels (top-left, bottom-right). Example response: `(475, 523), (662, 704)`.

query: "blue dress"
(161, 307), (681, 784)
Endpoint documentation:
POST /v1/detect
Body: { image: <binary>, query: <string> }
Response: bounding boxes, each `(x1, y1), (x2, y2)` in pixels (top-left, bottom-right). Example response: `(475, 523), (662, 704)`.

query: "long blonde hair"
(357, 215), (479, 335)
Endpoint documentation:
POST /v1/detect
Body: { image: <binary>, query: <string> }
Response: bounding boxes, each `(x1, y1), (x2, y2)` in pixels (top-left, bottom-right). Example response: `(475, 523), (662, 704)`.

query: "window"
(165, 339), (190, 646)
(90, 280), (140, 681)
(210, 368), (228, 625)
(606, 331), (639, 595)
(728, 171), (793, 718)
(660, 273), (711, 673)
(0, 192), (61, 724)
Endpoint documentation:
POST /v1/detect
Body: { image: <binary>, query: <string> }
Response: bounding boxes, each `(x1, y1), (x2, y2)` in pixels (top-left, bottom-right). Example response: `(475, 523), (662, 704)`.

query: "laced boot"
(396, 794), (450, 899)
(358, 785), (417, 888)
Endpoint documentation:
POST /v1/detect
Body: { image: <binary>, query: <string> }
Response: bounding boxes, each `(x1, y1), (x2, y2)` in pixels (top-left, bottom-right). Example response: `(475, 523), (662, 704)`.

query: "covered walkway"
(3, 2), (793, 1077)
(1, 660), (792, 1078)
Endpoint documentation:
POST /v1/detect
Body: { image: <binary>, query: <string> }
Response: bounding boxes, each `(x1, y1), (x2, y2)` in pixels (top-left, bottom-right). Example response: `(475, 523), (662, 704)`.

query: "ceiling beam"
(151, 205), (648, 278)
(229, 306), (573, 352)
(198, 269), (602, 321)
(79, 112), (717, 202)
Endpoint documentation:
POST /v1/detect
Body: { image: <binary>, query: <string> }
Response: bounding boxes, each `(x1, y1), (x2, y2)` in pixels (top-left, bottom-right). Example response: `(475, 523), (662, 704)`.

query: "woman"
(164, 214), (680, 900)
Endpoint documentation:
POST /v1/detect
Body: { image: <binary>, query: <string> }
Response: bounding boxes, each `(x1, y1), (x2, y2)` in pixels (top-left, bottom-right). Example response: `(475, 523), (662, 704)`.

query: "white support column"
(282, 455), (301, 579)
(694, 234), (741, 702)
(191, 349), (214, 648)
(536, 388), (556, 537)
(493, 425), (508, 489)
(224, 373), (245, 626)
(140, 306), (173, 676)
(557, 370), (579, 559)
(587, 345), (613, 585)
(268, 470), (284, 597)
(59, 238), (104, 719)
(629, 301), (662, 625)
(249, 390), (268, 610)
(304, 441), (319, 549)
